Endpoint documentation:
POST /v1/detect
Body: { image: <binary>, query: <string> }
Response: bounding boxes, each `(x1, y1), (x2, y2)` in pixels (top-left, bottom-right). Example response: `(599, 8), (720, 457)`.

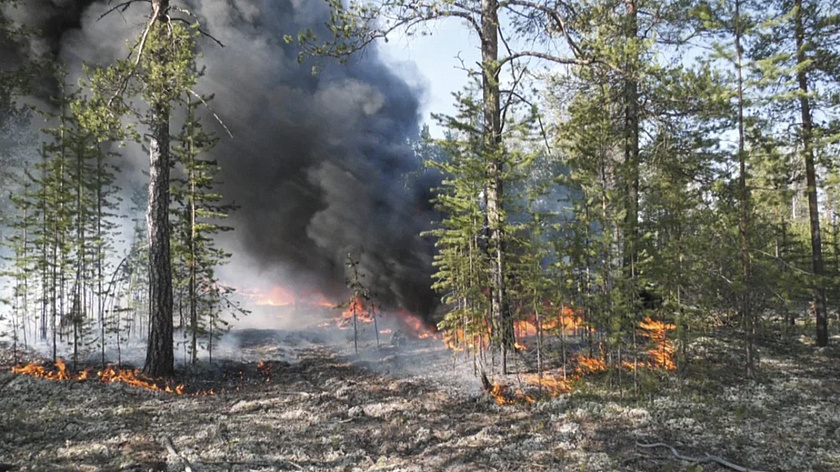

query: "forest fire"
(11, 360), (185, 395)
(488, 316), (677, 404)
(325, 296), (437, 339)
(638, 317), (677, 370)
(512, 306), (583, 339)
(244, 285), (335, 308)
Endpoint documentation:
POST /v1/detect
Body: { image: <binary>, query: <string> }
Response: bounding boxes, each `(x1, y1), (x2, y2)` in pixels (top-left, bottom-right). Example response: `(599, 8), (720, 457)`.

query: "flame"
(12, 360), (186, 395)
(488, 381), (536, 405)
(239, 285), (336, 309)
(394, 309), (436, 339)
(336, 297), (375, 328)
(442, 327), (490, 352)
(638, 317), (676, 370)
(255, 286), (296, 307)
(320, 297), (438, 340)
(512, 306), (583, 339)
(576, 354), (607, 373)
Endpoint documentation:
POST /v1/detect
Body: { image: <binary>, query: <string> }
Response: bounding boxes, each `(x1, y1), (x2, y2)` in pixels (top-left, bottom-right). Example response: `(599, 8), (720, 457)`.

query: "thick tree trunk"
(144, 97), (175, 376)
(481, 0), (513, 373)
(795, 0), (828, 347)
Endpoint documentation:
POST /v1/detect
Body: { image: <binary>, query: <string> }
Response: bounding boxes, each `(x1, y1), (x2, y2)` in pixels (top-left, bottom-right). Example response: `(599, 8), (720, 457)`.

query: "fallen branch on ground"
(199, 460), (303, 470)
(162, 435), (195, 472)
(636, 442), (767, 472)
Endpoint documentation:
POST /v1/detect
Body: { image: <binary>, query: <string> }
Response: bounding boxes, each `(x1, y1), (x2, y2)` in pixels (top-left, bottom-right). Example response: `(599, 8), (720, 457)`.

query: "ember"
(257, 361), (272, 381)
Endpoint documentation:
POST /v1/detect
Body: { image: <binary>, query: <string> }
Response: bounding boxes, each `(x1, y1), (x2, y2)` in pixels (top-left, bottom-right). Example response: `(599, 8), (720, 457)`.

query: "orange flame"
(12, 360), (186, 395)
(638, 317), (677, 370)
(337, 297), (375, 328)
(492, 321), (679, 403)
(488, 381), (536, 405)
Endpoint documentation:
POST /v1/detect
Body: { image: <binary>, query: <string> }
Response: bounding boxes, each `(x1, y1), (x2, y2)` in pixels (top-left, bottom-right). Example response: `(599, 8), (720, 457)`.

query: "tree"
(754, 0), (840, 346)
(171, 98), (235, 364)
(314, 0), (592, 373)
(91, 0), (211, 375)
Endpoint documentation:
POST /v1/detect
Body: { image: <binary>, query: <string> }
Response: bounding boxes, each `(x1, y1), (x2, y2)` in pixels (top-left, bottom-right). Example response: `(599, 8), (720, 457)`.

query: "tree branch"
(106, 2), (160, 109)
(98, 0), (150, 22)
(636, 442), (767, 472)
(187, 89), (233, 138)
(498, 50), (589, 68)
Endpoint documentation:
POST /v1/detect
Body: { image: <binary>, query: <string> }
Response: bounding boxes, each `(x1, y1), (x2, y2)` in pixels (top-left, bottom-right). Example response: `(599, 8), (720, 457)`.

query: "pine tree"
(89, 1), (217, 375)
(171, 98), (236, 364)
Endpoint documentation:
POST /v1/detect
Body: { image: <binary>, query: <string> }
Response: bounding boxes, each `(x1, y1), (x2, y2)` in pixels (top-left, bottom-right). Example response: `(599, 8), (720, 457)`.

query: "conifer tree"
(171, 98), (236, 364)
(90, 1), (221, 375)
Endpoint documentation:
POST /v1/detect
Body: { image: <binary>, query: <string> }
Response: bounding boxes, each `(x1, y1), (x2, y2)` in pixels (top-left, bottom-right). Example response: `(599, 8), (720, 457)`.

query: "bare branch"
(501, 0), (581, 57)
(500, 88), (553, 154)
(500, 64), (526, 130)
(187, 89), (233, 138)
(97, 0), (149, 22)
(169, 5), (226, 47)
(498, 50), (589, 68)
(106, 2), (160, 109)
(636, 442), (768, 472)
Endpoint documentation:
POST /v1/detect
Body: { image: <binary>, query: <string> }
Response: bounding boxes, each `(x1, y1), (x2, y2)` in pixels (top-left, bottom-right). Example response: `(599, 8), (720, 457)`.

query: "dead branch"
(106, 2), (160, 109)
(170, 17), (225, 48)
(636, 442), (767, 472)
(161, 435), (196, 472)
(97, 0), (150, 22)
(187, 89), (233, 138)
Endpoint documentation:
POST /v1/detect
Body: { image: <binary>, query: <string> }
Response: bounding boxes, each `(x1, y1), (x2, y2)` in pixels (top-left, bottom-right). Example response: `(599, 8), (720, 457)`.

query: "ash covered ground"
(1, 325), (839, 472)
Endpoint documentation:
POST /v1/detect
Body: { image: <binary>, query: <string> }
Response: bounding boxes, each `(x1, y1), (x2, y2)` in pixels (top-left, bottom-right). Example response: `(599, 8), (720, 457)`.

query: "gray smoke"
(4, 0), (440, 318)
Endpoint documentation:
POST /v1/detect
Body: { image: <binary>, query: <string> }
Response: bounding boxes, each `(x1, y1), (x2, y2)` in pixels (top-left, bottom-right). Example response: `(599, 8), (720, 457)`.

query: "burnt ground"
(0, 328), (839, 472)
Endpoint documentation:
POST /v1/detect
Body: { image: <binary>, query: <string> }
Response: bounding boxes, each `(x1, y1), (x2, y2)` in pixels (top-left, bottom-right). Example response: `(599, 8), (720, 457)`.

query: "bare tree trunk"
(734, 0), (755, 375)
(481, 0), (513, 373)
(188, 110), (198, 365)
(144, 95), (175, 376)
(622, 0), (640, 284)
(795, 0), (828, 347)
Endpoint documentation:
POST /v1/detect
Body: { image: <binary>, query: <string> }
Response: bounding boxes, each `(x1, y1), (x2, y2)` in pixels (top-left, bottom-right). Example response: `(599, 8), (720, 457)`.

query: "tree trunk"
(622, 0), (640, 285)
(734, 0), (755, 375)
(794, 0), (828, 347)
(144, 96), (175, 376)
(481, 0), (513, 372)
(188, 113), (198, 365)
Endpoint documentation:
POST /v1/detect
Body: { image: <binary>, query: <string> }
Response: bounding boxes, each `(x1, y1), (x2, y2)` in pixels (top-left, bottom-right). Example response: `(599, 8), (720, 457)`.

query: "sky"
(378, 20), (481, 136)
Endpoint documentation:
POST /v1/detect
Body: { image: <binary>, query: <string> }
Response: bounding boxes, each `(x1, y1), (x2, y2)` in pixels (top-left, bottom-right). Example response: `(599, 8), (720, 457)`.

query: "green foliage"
(171, 97), (243, 364)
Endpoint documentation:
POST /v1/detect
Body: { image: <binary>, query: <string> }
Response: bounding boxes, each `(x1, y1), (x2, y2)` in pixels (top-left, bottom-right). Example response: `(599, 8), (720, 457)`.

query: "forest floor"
(0, 325), (839, 472)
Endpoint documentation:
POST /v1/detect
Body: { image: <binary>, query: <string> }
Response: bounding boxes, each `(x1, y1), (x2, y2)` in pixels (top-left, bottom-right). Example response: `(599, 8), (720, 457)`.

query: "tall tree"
(91, 0), (210, 375)
(315, 0), (590, 373)
(794, 0), (827, 346)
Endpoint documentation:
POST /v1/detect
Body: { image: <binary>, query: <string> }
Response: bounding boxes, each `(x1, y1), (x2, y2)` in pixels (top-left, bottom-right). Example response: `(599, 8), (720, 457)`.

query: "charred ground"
(1, 329), (839, 472)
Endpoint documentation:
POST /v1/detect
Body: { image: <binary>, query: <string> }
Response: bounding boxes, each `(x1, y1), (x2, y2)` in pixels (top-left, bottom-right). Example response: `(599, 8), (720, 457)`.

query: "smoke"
(4, 0), (440, 319)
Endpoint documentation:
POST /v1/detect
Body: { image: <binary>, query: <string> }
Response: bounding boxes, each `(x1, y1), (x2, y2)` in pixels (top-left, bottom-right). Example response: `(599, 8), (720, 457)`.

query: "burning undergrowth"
(1, 331), (837, 472)
(7, 357), (291, 397)
(440, 311), (679, 406)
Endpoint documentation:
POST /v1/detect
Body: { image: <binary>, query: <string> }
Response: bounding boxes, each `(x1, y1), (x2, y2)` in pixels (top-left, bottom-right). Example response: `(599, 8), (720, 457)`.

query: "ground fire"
(11, 360), (186, 395)
(485, 315), (678, 405)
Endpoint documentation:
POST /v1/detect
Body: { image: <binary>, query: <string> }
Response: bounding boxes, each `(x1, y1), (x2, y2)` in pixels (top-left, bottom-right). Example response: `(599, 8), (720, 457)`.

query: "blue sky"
(378, 20), (481, 136)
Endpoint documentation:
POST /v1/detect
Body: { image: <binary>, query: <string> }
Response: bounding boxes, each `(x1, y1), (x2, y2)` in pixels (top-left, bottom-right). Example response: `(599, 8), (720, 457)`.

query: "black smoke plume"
(3, 0), (440, 318)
